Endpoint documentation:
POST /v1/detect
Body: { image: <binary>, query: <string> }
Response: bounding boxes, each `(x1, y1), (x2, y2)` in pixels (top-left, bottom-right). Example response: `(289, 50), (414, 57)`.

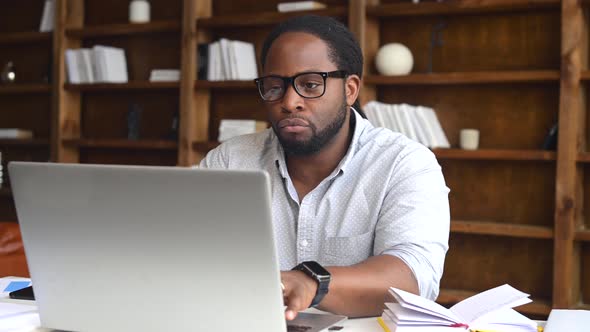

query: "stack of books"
(379, 284), (537, 332)
(65, 46), (128, 84)
(0, 129), (33, 139)
(364, 101), (450, 149)
(202, 39), (258, 81)
(218, 120), (267, 142)
(277, 1), (326, 12)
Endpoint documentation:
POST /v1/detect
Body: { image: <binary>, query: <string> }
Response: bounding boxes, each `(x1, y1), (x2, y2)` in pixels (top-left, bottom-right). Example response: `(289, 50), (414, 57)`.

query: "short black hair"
(260, 15), (365, 116)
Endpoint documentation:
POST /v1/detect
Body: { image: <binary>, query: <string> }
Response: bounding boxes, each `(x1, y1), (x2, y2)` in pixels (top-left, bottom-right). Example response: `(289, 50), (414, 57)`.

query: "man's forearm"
(318, 255), (419, 317)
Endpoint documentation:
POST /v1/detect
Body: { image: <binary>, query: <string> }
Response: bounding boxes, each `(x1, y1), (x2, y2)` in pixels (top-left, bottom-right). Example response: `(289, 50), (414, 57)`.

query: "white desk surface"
(0, 298), (384, 332)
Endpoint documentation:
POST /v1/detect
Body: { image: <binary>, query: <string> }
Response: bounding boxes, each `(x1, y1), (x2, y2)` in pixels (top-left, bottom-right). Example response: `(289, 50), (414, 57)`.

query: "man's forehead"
(263, 31), (336, 75)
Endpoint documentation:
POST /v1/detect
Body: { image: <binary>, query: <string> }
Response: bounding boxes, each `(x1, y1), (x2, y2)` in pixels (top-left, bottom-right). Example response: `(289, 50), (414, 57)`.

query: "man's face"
(261, 32), (349, 156)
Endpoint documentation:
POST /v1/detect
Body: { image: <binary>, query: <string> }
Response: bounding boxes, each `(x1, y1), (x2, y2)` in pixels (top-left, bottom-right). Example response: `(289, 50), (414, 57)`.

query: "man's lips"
(278, 118), (310, 128)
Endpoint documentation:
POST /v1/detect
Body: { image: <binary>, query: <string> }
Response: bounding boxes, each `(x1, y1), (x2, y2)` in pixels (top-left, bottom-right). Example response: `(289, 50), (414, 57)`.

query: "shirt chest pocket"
(321, 231), (374, 266)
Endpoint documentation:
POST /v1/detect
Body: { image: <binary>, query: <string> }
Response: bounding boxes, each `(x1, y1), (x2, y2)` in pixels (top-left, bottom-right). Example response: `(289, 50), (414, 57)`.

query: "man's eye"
(304, 82), (320, 89)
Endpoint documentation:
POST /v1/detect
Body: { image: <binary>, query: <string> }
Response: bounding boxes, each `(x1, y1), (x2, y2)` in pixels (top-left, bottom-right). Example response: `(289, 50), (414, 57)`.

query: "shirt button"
(300, 239), (308, 247)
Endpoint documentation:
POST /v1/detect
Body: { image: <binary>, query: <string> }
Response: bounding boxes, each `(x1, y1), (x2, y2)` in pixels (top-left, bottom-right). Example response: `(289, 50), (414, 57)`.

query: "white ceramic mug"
(460, 129), (480, 150)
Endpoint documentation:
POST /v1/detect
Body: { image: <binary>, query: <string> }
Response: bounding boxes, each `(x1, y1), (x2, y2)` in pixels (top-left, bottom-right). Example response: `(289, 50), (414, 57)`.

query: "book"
(218, 120), (267, 142)
(380, 284), (537, 332)
(0, 129), (33, 139)
(39, 0), (55, 32)
(277, 1), (326, 12)
(149, 69), (180, 82)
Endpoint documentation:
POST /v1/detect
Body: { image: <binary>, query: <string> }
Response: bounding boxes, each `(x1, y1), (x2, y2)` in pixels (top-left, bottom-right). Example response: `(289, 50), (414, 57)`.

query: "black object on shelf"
(127, 103), (142, 140)
(541, 123), (558, 150)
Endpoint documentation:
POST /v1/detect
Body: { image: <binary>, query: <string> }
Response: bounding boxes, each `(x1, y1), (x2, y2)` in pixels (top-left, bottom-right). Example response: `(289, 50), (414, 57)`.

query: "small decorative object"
(0, 151), (3, 188)
(1, 61), (16, 83)
(459, 128), (480, 150)
(166, 111), (179, 140)
(127, 103), (142, 140)
(375, 43), (414, 76)
(129, 0), (151, 23)
(541, 123), (558, 150)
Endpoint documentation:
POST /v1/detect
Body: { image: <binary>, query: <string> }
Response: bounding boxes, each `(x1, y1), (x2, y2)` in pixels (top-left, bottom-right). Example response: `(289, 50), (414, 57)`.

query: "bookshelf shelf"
(364, 71), (560, 86)
(575, 230), (590, 242)
(0, 31), (51, 44)
(64, 81), (179, 92)
(451, 220), (554, 239)
(578, 153), (590, 163)
(0, 84), (52, 95)
(437, 289), (552, 316)
(367, 0), (560, 18)
(194, 80), (255, 90)
(197, 6), (347, 28)
(0, 139), (49, 147)
(63, 139), (178, 151)
(433, 149), (557, 161)
(65, 21), (181, 38)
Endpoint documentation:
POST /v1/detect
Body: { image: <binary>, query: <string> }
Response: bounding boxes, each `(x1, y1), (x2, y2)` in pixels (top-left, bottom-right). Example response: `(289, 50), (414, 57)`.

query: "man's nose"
(280, 84), (304, 112)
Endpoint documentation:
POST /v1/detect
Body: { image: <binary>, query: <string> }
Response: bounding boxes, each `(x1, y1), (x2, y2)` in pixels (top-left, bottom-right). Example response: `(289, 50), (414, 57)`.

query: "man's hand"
(281, 270), (318, 320)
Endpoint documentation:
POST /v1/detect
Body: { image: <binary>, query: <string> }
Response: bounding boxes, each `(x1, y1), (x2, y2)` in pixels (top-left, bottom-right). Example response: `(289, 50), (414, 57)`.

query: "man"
(199, 15), (450, 319)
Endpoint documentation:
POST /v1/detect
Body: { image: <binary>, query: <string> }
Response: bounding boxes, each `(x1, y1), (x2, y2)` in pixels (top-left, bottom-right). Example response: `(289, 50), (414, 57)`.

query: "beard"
(273, 99), (348, 156)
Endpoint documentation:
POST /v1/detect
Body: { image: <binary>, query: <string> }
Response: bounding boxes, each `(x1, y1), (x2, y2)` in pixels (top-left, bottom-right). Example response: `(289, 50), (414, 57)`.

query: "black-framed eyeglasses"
(254, 70), (348, 102)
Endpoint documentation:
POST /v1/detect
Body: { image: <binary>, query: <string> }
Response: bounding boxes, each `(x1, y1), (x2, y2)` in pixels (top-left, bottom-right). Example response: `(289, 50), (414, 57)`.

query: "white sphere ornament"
(375, 43), (414, 76)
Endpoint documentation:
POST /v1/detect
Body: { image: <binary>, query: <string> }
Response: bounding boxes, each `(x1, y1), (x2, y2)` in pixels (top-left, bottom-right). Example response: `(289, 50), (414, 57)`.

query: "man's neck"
(286, 112), (354, 200)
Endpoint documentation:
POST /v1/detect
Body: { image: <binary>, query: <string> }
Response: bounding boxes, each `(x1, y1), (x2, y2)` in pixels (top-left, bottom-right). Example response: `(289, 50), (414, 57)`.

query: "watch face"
(303, 261), (330, 276)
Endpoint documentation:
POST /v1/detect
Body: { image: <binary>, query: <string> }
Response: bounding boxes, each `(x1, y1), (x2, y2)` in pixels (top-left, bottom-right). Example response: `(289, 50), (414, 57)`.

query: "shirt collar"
(273, 107), (369, 179)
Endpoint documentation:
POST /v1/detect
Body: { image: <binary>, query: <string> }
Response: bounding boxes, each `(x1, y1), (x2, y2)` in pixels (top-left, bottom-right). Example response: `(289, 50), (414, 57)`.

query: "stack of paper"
(218, 120), (267, 142)
(65, 45), (128, 84)
(207, 39), (258, 81)
(364, 101), (450, 148)
(544, 309), (590, 332)
(380, 284), (537, 332)
(149, 69), (180, 82)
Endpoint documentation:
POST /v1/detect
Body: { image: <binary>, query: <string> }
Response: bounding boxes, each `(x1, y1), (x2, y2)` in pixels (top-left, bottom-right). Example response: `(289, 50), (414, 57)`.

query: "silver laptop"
(9, 162), (346, 332)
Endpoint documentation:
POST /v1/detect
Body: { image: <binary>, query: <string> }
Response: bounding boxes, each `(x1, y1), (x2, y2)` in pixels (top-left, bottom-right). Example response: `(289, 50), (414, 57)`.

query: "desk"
(0, 299), (384, 332)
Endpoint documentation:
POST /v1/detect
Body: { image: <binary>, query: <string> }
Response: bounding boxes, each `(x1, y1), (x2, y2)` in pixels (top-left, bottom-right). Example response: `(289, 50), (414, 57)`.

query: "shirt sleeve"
(198, 144), (229, 169)
(375, 144), (450, 300)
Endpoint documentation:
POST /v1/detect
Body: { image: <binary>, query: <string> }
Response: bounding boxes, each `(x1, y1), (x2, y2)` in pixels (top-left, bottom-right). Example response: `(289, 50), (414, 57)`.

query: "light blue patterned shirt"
(199, 109), (450, 300)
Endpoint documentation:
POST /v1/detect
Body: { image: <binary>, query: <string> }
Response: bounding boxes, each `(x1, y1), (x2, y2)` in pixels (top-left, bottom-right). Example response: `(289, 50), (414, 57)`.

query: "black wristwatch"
(292, 261), (331, 307)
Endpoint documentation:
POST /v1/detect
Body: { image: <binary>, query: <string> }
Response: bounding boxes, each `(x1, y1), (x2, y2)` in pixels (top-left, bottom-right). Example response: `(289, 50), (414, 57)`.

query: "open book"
(380, 284), (538, 332)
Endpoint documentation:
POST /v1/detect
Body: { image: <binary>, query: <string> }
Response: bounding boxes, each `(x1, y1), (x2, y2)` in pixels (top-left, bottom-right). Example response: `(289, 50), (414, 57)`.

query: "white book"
(399, 104), (418, 142)
(80, 49), (95, 83)
(94, 45), (128, 83)
(414, 107), (437, 147)
(381, 284), (537, 332)
(65, 49), (81, 84)
(232, 40), (258, 80)
(207, 42), (221, 81)
(384, 104), (399, 132)
(39, 0), (55, 32)
(408, 106), (429, 146)
(362, 101), (379, 127)
(277, 1), (326, 12)
(219, 39), (233, 80)
(149, 69), (180, 82)
(392, 105), (408, 136)
(421, 106), (450, 148)
(0, 129), (33, 139)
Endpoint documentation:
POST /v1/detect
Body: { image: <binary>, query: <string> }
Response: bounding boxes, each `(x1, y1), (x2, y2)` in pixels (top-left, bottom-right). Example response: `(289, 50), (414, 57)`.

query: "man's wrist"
(292, 261), (331, 307)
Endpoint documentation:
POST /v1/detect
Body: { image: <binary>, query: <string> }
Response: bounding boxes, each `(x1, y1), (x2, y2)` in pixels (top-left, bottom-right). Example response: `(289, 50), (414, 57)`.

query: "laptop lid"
(9, 162), (286, 332)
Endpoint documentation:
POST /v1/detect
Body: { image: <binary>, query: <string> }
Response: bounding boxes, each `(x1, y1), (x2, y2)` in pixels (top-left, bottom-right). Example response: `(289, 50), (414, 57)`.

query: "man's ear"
(345, 74), (361, 107)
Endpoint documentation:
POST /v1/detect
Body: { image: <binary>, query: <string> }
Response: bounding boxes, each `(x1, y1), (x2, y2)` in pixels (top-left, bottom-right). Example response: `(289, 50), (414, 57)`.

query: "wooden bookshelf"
(0, 139), (50, 147)
(0, 84), (52, 94)
(366, 0), (560, 18)
(578, 153), (590, 163)
(64, 82), (179, 91)
(62, 139), (178, 151)
(192, 141), (220, 152)
(576, 230), (590, 242)
(65, 21), (181, 38)
(197, 7), (348, 28)
(364, 71), (560, 85)
(194, 80), (255, 89)
(433, 149), (557, 161)
(0, 31), (52, 44)
(451, 220), (553, 239)
(437, 289), (552, 316)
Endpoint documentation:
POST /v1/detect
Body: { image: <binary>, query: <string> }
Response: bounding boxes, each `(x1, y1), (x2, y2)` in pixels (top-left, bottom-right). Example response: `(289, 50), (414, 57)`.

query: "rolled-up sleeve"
(375, 145), (450, 300)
